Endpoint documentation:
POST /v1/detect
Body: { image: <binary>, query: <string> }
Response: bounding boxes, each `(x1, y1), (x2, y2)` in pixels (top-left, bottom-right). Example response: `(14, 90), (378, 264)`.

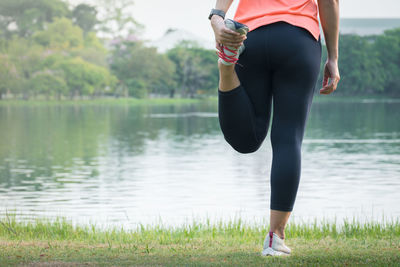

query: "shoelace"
(216, 44), (239, 64)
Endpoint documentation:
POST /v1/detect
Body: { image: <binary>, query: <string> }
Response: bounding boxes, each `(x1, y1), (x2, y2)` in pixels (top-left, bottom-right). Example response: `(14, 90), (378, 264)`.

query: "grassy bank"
(1, 214), (399, 266)
(1, 94), (399, 107)
(0, 97), (205, 107)
(312, 94), (400, 103)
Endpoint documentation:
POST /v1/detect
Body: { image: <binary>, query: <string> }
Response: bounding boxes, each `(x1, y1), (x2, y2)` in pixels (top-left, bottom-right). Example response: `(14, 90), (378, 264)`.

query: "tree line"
(318, 29), (400, 96)
(0, 0), (399, 100)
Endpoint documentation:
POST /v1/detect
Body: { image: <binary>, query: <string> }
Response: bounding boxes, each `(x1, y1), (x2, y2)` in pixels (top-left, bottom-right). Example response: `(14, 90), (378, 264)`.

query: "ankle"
(270, 229), (285, 239)
(218, 59), (236, 71)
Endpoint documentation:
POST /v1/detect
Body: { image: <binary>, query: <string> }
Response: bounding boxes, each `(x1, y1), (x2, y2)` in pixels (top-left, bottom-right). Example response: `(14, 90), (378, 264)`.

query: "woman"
(209, 0), (340, 256)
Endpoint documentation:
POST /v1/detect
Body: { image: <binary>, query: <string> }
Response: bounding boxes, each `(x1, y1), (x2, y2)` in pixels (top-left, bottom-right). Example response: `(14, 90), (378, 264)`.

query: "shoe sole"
(225, 19), (249, 35)
(223, 19), (249, 60)
(261, 247), (291, 257)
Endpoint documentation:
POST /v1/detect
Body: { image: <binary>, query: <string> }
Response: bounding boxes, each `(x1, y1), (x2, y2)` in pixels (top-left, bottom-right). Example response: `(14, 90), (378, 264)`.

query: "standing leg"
(267, 22), (322, 239)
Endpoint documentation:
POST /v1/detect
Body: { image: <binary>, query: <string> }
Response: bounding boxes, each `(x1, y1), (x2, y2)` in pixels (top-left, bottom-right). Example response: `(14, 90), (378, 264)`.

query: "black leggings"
(218, 21), (322, 212)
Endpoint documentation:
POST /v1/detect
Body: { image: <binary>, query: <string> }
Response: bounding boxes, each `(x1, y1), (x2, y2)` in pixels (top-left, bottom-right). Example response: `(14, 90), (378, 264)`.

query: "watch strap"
(208, 9), (226, 20)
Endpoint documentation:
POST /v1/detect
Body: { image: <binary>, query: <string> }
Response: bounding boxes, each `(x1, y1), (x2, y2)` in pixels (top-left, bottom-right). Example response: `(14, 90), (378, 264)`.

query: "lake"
(0, 98), (399, 229)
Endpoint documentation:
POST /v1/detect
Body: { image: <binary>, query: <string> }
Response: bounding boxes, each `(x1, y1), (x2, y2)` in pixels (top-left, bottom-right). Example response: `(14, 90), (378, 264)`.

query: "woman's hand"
(210, 16), (246, 49)
(320, 59), (340, 94)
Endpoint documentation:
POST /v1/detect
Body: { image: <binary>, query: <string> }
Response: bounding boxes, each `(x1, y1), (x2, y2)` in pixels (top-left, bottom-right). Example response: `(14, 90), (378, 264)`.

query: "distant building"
(147, 28), (214, 53)
(339, 18), (400, 36)
(146, 18), (400, 52)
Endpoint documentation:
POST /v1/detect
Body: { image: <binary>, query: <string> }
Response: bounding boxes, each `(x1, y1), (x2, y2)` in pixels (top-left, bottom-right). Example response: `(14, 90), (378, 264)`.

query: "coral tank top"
(234, 0), (320, 41)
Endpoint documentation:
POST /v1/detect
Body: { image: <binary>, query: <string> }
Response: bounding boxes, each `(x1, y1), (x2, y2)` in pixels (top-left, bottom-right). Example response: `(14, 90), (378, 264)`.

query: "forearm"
(318, 0), (339, 60)
(214, 0), (234, 13)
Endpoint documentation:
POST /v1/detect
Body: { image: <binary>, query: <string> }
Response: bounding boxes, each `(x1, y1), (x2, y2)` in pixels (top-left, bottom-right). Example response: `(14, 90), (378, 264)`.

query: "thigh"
(268, 23), (322, 142)
(235, 26), (273, 140)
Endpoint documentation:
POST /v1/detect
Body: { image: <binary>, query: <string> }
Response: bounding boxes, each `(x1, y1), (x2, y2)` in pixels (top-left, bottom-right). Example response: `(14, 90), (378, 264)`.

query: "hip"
(239, 21), (322, 71)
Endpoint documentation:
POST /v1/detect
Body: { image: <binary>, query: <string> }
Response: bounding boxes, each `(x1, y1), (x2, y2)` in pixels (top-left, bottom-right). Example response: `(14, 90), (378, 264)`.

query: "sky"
(70, 0), (400, 42)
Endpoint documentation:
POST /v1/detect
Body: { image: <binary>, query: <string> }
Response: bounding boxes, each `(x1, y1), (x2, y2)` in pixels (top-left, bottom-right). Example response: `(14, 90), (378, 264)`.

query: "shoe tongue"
(274, 233), (283, 240)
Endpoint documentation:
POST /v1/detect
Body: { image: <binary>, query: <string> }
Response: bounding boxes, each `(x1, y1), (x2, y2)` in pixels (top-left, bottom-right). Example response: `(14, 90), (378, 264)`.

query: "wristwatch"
(208, 9), (226, 20)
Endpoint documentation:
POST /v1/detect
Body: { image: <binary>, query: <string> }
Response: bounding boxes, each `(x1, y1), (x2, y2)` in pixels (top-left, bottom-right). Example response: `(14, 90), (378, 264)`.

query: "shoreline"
(0, 95), (399, 107)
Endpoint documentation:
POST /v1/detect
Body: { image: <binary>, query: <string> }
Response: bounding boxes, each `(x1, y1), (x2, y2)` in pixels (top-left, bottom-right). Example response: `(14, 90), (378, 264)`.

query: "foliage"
(72, 3), (98, 35)
(96, 0), (144, 39)
(0, 17), (115, 99)
(110, 41), (175, 98)
(317, 31), (399, 96)
(374, 28), (400, 95)
(29, 70), (68, 99)
(54, 57), (116, 98)
(336, 34), (386, 94)
(1, 38), (45, 98)
(0, 54), (18, 99)
(33, 17), (84, 49)
(167, 41), (218, 98)
(0, 0), (70, 39)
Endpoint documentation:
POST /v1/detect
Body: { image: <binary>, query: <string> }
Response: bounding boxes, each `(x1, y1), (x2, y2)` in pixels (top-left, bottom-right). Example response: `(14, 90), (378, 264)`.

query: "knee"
(234, 145), (261, 154)
(271, 130), (302, 149)
(226, 137), (263, 154)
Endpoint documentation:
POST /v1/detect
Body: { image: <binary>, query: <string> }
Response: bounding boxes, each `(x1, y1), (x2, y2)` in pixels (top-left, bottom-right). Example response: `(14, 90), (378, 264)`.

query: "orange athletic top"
(234, 0), (320, 41)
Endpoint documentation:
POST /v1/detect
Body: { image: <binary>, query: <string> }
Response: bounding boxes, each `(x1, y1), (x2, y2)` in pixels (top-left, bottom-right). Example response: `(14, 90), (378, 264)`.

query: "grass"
(0, 213), (399, 266)
(0, 97), (206, 107)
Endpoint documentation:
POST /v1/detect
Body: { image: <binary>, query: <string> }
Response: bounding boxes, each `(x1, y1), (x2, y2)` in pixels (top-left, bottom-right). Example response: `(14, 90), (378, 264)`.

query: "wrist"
(327, 55), (338, 62)
(211, 14), (224, 25)
(208, 8), (225, 21)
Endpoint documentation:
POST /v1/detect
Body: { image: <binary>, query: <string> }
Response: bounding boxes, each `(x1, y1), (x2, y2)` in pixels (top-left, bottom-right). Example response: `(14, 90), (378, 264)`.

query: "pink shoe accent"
(269, 231), (273, 247)
(216, 45), (239, 64)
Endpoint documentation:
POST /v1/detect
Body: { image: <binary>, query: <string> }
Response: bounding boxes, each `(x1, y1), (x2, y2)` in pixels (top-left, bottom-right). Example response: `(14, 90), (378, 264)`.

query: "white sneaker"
(216, 19), (249, 66)
(261, 231), (291, 256)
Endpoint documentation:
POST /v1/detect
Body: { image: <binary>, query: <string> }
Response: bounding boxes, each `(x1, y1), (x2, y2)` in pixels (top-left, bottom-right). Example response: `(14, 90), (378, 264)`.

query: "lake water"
(0, 99), (399, 230)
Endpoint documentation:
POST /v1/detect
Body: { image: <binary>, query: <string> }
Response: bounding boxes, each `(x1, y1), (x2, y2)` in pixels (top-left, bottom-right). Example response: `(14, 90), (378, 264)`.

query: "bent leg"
(218, 27), (272, 154)
(218, 86), (264, 153)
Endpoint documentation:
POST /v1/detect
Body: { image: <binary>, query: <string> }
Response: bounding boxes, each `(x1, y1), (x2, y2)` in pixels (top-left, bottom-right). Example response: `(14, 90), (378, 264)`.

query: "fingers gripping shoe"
(261, 231), (291, 256)
(217, 19), (249, 66)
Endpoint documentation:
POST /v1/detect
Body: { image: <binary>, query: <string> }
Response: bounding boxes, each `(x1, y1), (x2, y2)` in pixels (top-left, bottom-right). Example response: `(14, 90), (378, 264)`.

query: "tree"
(374, 28), (400, 95)
(73, 31), (109, 67)
(2, 38), (45, 99)
(0, 54), (18, 99)
(110, 41), (175, 98)
(33, 17), (108, 67)
(167, 41), (218, 98)
(72, 4), (98, 35)
(336, 34), (386, 94)
(29, 70), (68, 100)
(317, 34), (387, 96)
(33, 18), (84, 50)
(96, 0), (144, 39)
(0, 0), (70, 38)
(55, 57), (117, 98)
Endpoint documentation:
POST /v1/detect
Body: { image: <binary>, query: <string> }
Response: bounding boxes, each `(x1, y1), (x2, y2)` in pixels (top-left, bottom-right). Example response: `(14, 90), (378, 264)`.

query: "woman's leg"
(267, 22), (322, 238)
(218, 26), (272, 153)
(270, 210), (291, 239)
(218, 61), (240, 92)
